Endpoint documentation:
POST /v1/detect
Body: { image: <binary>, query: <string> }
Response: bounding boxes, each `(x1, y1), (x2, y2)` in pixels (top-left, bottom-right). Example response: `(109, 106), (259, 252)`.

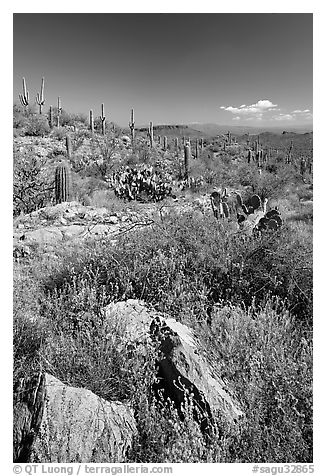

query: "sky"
(13, 13), (312, 127)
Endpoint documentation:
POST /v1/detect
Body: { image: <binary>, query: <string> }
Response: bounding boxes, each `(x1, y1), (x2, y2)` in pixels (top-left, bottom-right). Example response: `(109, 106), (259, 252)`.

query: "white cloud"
(220, 99), (278, 119)
(292, 109), (311, 114)
(272, 113), (295, 121)
(220, 100), (312, 122)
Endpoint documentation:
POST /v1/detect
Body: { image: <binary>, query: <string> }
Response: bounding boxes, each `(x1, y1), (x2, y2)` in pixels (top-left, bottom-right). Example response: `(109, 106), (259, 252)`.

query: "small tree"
(13, 149), (53, 215)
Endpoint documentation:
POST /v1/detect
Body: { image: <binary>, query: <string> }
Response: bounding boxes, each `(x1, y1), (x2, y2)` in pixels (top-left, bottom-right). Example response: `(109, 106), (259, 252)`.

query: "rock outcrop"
(13, 373), (137, 463)
(104, 300), (244, 436)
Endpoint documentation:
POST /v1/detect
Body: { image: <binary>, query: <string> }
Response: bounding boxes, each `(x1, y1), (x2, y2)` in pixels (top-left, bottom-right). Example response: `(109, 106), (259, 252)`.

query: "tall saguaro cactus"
(195, 139), (199, 159)
(100, 103), (106, 135)
(36, 77), (45, 114)
(56, 97), (62, 127)
(49, 105), (53, 129)
(148, 121), (154, 148)
(19, 77), (29, 109)
(89, 109), (94, 133)
(184, 144), (191, 180)
(175, 137), (179, 152)
(163, 136), (167, 151)
(129, 108), (135, 143)
(55, 163), (71, 204)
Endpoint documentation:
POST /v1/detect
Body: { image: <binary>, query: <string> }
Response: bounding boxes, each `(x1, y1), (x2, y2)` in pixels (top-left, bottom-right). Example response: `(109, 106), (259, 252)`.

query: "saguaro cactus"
(129, 108), (135, 142)
(227, 131), (231, 144)
(148, 122), (154, 148)
(56, 97), (62, 127)
(48, 105), (53, 129)
(184, 144), (191, 180)
(287, 140), (294, 164)
(195, 139), (199, 159)
(89, 109), (94, 133)
(19, 77), (29, 109)
(300, 157), (307, 176)
(36, 77), (45, 114)
(100, 103), (106, 135)
(65, 135), (72, 160)
(163, 136), (167, 151)
(55, 163), (71, 204)
(175, 137), (179, 151)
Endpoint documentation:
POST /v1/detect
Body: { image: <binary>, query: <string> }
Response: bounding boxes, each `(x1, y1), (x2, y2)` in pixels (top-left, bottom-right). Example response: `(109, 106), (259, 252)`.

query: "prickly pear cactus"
(112, 166), (172, 202)
(55, 162), (71, 204)
(255, 208), (283, 233)
(210, 189), (230, 220)
(250, 194), (262, 210)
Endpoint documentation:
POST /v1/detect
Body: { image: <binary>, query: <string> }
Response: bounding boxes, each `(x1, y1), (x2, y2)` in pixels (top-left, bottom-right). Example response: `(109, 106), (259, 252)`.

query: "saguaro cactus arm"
(19, 77), (29, 107)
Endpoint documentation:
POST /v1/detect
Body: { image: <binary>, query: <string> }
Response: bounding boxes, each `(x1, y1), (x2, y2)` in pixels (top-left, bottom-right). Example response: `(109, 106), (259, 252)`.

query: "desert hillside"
(13, 104), (313, 464)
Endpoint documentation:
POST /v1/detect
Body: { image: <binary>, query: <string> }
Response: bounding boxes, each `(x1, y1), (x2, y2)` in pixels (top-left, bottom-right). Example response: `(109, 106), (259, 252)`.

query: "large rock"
(104, 300), (243, 436)
(13, 373), (137, 463)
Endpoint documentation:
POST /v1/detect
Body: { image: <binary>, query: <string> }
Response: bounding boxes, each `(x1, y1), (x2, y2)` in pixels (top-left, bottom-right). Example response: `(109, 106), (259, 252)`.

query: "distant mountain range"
(135, 122), (313, 137)
(187, 123), (313, 136)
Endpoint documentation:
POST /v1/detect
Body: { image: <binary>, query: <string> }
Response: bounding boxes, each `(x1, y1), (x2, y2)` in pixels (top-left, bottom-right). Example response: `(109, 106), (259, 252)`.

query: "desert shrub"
(198, 302), (312, 462)
(51, 126), (67, 141)
(13, 107), (51, 136)
(13, 148), (54, 215)
(13, 104), (29, 131)
(13, 266), (48, 383)
(42, 211), (312, 326)
(22, 114), (50, 137)
(69, 112), (88, 125)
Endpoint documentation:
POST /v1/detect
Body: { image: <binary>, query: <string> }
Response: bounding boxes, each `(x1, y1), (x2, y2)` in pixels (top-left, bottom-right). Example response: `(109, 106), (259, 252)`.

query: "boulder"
(13, 373), (137, 463)
(104, 300), (243, 436)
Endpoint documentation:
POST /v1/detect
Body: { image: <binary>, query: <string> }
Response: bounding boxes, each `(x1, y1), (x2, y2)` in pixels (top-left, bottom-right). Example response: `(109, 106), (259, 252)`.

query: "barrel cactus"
(55, 162), (71, 204)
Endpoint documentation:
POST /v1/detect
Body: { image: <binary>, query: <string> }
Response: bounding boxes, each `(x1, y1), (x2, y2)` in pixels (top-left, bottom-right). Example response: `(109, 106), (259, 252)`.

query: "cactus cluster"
(179, 176), (204, 191)
(210, 188), (230, 219)
(236, 192), (283, 233)
(255, 208), (283, 232)
(112, 166), (172, 202)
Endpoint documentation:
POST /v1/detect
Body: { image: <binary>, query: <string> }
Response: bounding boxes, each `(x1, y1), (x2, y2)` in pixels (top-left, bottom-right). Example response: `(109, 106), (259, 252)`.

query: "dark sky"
(13, 13), (313, 126)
